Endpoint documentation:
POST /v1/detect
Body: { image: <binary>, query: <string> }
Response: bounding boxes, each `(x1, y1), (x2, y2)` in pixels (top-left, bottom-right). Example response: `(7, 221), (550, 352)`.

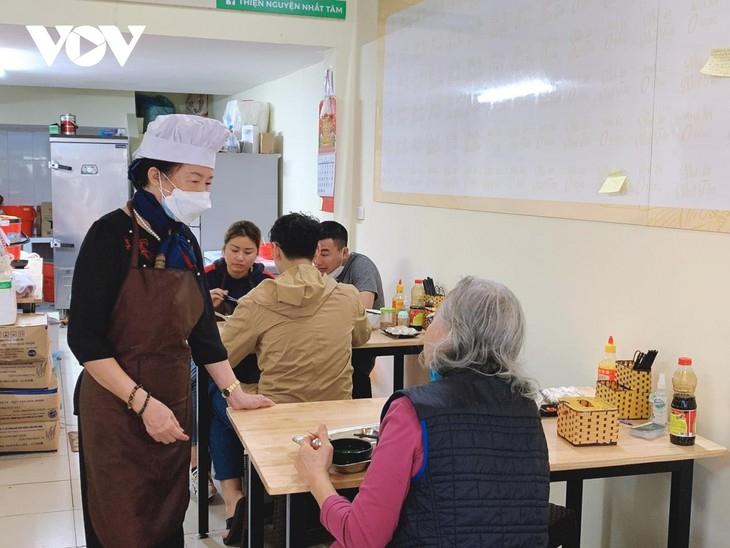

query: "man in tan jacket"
(221, 212), (371, 403)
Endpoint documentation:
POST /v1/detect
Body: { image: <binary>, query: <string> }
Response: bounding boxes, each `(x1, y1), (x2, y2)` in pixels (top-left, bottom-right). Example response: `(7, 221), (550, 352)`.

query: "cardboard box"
(0, 376), (59, 424)
(0, 314), (49, 362)
(241, 125), (259, 153)
(40, 201), (52, 221)
(0, 357), (52, 389)
(0, 419), (59, 452)
(259, 132), (275, 154)
(40, 219), (52, 237)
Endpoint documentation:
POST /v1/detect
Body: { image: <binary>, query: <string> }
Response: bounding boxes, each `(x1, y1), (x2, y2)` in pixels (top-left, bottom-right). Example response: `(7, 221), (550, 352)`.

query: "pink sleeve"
(320, 397), (424, 548)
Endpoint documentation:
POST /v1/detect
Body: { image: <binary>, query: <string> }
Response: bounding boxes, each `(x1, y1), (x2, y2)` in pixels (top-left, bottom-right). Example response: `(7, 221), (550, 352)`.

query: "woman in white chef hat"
(68, 114), (274, 548)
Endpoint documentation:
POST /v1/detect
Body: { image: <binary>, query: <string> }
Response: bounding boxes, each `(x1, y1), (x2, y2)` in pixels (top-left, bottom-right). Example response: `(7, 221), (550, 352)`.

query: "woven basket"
(596, 381), (651, 420)
(422, 294), (445, 331)
(557, 396), (619, 446)
(616, 360), (652, 393)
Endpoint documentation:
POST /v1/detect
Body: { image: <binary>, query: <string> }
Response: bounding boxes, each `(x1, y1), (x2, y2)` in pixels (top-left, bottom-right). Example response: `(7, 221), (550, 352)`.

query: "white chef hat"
(132, 114), (228, 169)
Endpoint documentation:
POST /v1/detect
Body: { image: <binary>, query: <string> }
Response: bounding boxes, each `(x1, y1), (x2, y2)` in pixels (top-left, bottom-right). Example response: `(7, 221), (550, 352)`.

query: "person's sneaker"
(190, 467), (199, 498)
(207, 473), (218, 500)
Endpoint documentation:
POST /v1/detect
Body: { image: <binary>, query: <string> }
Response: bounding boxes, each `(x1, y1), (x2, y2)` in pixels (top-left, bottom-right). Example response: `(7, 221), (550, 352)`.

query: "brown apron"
(79, 208), (204, 547)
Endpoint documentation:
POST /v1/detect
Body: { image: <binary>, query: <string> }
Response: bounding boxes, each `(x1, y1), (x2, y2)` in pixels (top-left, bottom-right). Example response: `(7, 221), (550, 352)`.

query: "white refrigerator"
(49, 136), (130, 311)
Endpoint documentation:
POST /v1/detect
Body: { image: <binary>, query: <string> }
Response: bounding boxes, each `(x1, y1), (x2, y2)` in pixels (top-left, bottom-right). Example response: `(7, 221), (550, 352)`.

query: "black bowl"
(11, 259), (28, 269)
(331, 437), (373, 465)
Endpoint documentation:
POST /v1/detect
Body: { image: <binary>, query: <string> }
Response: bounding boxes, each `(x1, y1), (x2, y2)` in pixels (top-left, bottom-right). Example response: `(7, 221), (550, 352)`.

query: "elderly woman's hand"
(295, 424), (334, 488)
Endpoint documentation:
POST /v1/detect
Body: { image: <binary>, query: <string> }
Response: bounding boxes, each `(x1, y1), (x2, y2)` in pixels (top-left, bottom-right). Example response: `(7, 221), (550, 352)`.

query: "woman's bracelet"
(127, 384), (142, 410)
(136, 391), (152, 417)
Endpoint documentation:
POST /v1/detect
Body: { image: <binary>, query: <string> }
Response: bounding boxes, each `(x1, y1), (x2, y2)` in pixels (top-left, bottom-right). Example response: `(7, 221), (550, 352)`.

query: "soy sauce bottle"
(669, 356), (697, 446)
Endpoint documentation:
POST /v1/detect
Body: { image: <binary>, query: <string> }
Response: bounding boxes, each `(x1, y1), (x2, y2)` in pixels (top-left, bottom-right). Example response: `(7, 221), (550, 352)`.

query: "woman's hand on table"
(295, 424), (338, 506)
(227, 386), (275, 410)
(139, 396), (190, 444)
(209, 288), (228, 308)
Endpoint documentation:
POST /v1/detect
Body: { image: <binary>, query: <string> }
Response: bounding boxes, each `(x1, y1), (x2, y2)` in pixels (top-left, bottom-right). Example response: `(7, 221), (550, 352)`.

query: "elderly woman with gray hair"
(296, 276), (550, 547)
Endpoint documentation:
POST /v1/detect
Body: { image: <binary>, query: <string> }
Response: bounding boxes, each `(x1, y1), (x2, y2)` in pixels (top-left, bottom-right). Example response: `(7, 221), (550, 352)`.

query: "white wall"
(0, 86), (135, 127)
(212, 61), (331, 220)
(352, 4), (729, 547)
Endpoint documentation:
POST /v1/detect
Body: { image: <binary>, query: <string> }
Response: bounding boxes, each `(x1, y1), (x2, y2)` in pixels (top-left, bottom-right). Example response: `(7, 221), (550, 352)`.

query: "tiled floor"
(0, 314), (233, 548)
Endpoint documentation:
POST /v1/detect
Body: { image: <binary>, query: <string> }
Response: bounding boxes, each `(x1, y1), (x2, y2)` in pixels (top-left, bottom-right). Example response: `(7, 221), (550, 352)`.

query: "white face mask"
(158, 172), (211, 225)
(328, 264), (344, 279)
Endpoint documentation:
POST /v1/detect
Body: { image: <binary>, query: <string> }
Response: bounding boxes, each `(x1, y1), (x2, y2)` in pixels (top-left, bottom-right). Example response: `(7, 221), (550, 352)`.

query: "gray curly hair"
(427, 276), (538, 399)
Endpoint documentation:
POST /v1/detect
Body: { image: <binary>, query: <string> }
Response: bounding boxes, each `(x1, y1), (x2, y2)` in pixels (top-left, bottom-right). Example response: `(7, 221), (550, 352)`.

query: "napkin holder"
(557, 396), (619, 446)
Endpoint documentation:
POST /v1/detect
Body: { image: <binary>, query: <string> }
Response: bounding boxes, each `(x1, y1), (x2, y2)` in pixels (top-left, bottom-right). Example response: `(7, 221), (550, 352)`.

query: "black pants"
(351, 355), (377, 399)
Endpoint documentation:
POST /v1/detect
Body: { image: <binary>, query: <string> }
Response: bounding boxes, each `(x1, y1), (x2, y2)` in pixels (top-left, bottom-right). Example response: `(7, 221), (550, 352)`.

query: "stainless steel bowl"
(331, 460), (370, 474)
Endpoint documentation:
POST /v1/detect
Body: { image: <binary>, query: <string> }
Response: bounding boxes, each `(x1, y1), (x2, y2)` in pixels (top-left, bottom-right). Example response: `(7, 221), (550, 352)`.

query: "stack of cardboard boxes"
(38, 202), (52, 237)
(0, 314), (59, 452)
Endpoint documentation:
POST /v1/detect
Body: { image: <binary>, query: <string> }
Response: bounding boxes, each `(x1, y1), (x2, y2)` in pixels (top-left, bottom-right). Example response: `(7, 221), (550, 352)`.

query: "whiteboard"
(374, 0), (730, 232)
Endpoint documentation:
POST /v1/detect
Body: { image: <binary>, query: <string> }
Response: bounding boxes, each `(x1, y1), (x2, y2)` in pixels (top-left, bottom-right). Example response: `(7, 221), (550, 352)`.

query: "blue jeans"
(208, 376), (245, 481)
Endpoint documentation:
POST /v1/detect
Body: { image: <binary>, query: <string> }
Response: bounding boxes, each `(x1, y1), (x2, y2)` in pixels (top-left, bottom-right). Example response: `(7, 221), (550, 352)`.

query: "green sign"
(216, 0), (346, 19)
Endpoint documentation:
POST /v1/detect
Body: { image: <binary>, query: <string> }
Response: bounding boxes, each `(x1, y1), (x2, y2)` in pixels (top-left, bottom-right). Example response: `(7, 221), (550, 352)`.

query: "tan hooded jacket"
(221, 264), (370, 403)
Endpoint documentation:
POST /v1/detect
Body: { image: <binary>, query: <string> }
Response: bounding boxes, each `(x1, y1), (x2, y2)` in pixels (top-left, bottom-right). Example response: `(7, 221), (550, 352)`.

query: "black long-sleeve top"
(67, 208), (227, 367)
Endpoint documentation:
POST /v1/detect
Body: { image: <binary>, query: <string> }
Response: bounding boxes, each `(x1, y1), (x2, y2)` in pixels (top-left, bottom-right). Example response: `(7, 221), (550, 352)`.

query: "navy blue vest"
(382, 370), (549, 547)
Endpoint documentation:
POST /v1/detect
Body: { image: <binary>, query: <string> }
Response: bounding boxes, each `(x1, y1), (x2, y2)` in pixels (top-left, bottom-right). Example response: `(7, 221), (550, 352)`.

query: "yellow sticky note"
(599, 174), (626, 194)
(700, 49), (730, 77)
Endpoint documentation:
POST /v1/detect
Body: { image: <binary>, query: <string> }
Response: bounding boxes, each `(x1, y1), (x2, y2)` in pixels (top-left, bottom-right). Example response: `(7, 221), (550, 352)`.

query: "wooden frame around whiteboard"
(374, 0), (730, 233)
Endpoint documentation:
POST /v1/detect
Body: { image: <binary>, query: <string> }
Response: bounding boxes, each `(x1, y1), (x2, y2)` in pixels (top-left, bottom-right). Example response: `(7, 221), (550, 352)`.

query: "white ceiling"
(0, 24), (329, 95)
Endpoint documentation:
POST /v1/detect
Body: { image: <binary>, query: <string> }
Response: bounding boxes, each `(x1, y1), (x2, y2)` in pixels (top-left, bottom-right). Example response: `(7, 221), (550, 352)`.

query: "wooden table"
(228, 398), (726, 548)
(352, 330), (424, 391)
(195, 331), (424, 537)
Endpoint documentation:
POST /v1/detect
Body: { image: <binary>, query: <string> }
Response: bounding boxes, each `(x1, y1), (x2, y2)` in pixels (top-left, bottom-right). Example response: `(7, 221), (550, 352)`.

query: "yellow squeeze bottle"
(392, 279), (405, 315)
(597, 336), (617, 384)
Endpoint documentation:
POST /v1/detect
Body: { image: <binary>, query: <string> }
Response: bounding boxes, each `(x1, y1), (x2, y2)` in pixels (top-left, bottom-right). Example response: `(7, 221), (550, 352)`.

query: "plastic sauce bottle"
(650, 373), (668, 426)
(669, 357), (697, 446)
(597, 336), (617, 384)
(409, 279), (425, 330)
(225, 125), (240, 153)
(392, 279), (405, 315)
(397, 309), (409, 327)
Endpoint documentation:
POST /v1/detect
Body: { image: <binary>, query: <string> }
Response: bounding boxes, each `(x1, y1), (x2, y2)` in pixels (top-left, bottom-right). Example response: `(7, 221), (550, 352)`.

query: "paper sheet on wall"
(317, 152), (336, 197)
(700, 49), (730, 77)
(599, 174), (627, 194)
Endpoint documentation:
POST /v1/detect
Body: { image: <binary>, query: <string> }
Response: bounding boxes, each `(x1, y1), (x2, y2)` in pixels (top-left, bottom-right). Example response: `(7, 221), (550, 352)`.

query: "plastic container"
(379, 307), (396, 329)
(670, 356), (697, 446)
(650, 373), (668, 425)
(0, 252), (16, 326)
(2, 206), (36, 237)
(597, 336), (617, 384)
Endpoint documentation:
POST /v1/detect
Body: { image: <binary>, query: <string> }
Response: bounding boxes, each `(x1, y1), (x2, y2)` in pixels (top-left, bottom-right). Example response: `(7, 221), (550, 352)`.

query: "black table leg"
(668, 460), (693, 548)
(287, 493), (308, 548)
(247, 459), (265, 548)
(565, 478), (583, 545)
(198, 365), (210, 537)
(393, 354), (404, 391)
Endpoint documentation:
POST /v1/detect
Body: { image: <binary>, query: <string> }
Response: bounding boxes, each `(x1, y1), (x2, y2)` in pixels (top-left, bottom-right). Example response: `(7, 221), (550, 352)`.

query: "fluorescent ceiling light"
(477, 79), (556, 104)
(0, 47), (41, 72)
